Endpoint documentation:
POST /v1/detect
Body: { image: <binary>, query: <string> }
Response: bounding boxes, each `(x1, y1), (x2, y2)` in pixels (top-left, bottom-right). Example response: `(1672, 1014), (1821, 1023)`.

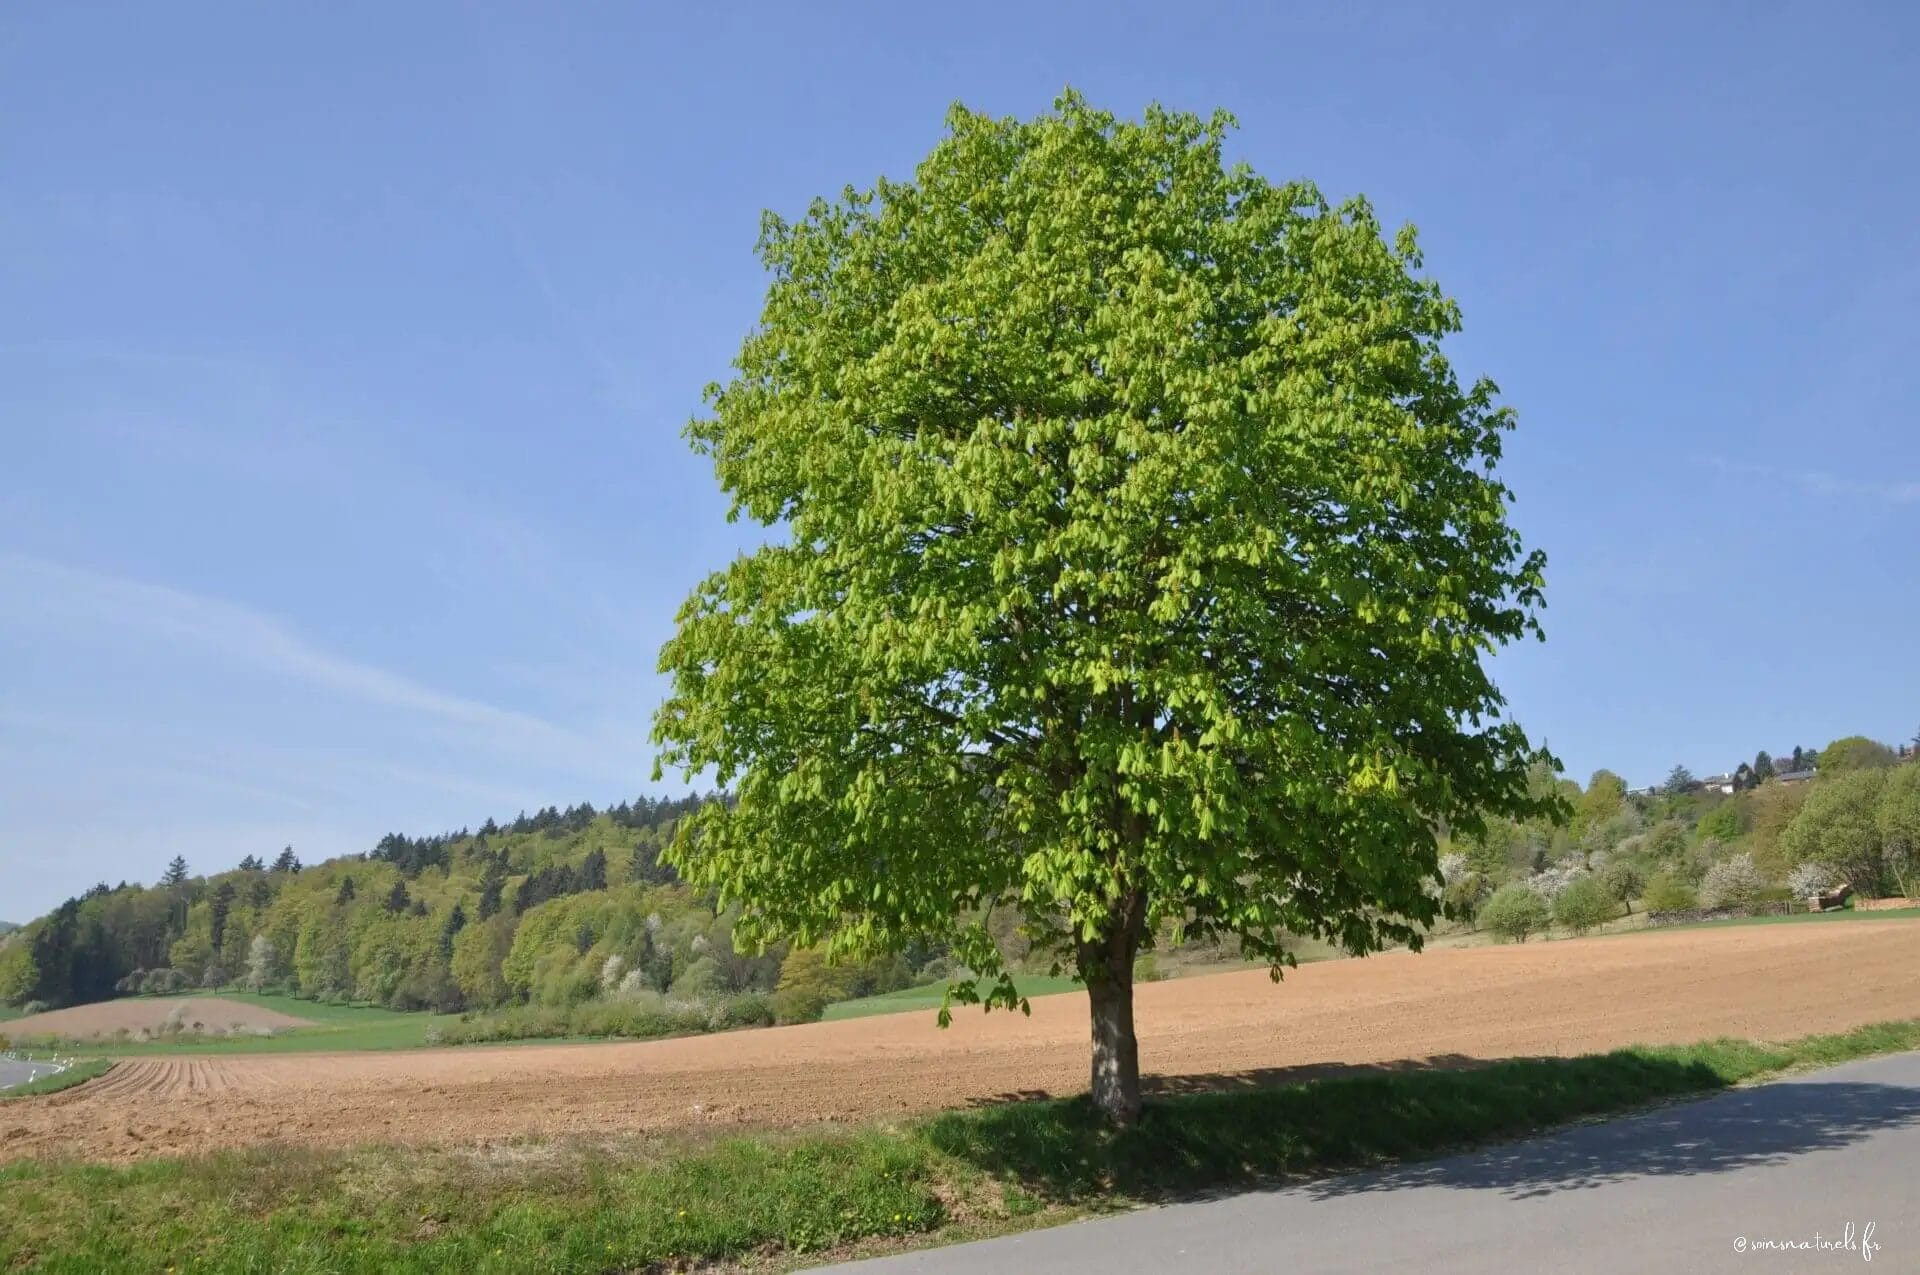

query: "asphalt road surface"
(826, 1051), (1920, 1273)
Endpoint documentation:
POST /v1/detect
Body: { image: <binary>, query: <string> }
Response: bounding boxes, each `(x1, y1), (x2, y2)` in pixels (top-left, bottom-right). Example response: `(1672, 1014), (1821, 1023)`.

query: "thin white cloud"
(0, 552), (596, 757)
(0, 706), (538, 814)
(0, 718), (320, 812)
(1709, 457), (1920, 505)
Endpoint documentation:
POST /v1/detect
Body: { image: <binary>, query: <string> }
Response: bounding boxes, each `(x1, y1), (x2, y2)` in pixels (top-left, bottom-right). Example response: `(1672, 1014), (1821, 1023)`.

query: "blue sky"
(3, 3), (1916, 919)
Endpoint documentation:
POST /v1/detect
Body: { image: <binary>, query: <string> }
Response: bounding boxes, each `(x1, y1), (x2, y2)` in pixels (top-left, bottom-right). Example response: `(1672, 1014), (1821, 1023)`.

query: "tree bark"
(1083, 892), (1146, 1126)
(1086, 964), (1140, 1125)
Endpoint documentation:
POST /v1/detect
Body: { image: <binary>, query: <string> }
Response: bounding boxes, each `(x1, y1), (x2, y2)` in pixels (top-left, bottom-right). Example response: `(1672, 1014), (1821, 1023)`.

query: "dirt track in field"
(3, 996), (314, 1039)
(7, 922), (1920, 1163)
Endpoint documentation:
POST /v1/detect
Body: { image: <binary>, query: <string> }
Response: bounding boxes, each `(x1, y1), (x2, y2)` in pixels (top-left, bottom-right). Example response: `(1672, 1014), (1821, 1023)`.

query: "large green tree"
(1573, 769), (1626, 833)
(1783, 768), (1888, 893)
(1819, 735), (1897, 773)
(1878, 765), (1920, 896)
(653, 95), (1554, 1124)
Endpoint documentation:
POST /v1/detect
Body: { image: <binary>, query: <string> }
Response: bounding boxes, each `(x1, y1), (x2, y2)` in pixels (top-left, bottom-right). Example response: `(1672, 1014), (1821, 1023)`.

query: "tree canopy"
(1819, 735), (1897, 773)
(1782, 768), (1887, 892)
(652, 94), (1554, 1123)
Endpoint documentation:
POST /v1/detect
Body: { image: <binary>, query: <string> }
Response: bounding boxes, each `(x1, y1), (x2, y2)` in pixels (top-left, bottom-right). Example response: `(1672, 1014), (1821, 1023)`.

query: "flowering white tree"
(1787, 862), (1833, 899)
(243, 934), (278, 992)
(1700, 853), (1766, 910)
(1528, 862), (1588, 900)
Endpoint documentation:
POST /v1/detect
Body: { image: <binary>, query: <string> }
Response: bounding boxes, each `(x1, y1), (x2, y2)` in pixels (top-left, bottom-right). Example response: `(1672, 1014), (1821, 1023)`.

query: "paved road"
(0, 1059), (65, 1090)
(826, 1051), (1920, 1273)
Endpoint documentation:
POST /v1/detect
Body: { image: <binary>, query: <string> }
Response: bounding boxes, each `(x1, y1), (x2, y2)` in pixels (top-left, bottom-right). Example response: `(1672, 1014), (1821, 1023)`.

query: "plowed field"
(4, 996), (312, 1039)
(7, 921), (1919, 1163)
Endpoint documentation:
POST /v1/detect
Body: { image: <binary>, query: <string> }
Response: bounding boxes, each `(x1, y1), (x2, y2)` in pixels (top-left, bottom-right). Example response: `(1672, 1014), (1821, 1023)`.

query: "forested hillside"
(0, 793), (965, 1033)
(3, 731), (1915, 1022)
(0, 798), (731, 1014)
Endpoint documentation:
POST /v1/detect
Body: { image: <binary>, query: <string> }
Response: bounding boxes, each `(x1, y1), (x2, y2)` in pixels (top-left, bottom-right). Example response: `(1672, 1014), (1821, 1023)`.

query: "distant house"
(1699, 773), (1736, 795)
(1775, 769), (1817, 785)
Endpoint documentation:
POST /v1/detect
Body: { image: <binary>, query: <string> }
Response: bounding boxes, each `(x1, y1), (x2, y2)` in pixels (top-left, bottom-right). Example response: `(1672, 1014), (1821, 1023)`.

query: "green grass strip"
(823, 974), (1086, 1021)
(1622, 905), (1920, 935)
(5, 1019), (1919, 1273)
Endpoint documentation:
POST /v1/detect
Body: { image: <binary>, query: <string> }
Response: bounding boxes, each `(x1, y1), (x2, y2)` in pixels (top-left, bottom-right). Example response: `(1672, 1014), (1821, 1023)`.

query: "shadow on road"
(1304, 1077), (1920, 1201)
(922, 1051), (1920, 1209)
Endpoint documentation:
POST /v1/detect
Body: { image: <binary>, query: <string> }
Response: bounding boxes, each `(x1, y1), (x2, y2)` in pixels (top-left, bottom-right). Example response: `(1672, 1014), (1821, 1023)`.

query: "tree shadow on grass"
(1146, 1053), (1489, 1095)
(920, 1051), (1920, 1208)
(963, 1054), (1492, 1110)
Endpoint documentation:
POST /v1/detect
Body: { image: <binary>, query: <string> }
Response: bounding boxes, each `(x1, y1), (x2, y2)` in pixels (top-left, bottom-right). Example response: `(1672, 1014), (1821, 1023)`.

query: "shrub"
(1646, 820), (1689, 861)
(140, 968), (191, 995)
(1132, 952), (1164, 983)
(1600, 859), (1646, 912)
(1698, 853), (1766, 911)
(1480, 884), (1550, 943)
(711, 992), (775, 1030)
(1441, 872), (1491, 928)
(437, 992), (776, 1046)
(916, 958), (956, 986)
(773, 947), (852, 1024)
(1695, 804), (1740, 843)
(1642, 871), (1698, 913)
(857, 953), (916, 997)
(1553, 875), (1617, 935)
(1675, 839), (1717, 885)
(669, 955), (721, 999)
(772, 985), (835, 1025)
(20, 999), (49, 1016)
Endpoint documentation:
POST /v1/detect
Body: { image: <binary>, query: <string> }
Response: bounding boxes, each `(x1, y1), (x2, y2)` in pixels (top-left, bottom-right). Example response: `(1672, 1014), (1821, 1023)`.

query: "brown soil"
(4, 996), (314, 1040)
(7, 922), (1920, 1163)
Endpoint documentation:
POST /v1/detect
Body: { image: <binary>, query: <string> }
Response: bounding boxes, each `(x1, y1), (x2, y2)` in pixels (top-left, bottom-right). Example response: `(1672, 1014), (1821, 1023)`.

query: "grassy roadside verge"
(6, 1019), (1920, 1273)
(0, 1059), (113, 1100)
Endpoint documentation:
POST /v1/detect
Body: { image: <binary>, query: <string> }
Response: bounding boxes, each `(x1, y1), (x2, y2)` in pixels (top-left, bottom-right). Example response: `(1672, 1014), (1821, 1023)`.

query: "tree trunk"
(1082, 894), (1146, 1126)
(1086, 965), (1140, 1125)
